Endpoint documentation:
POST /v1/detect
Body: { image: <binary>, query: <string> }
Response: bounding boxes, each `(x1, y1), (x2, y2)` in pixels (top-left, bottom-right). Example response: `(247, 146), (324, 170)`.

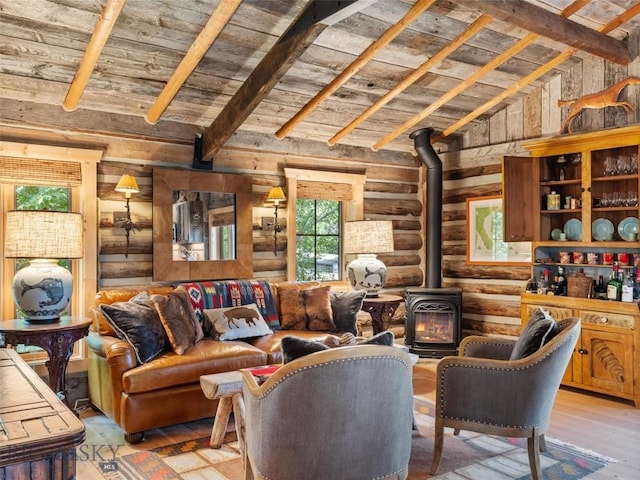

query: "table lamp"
(4, 210), (84, 322)
(343, 220), (394, 297)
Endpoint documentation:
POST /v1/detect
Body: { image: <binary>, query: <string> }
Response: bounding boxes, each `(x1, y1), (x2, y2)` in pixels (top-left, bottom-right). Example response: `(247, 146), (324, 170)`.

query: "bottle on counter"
(537, 270), (548, 295)
(596, 275), (606, 299)
(633, 267), (640, 300)
(557, 266), (567, 296)
(606, 263), (622, 301)
(621, 272), (634, 303)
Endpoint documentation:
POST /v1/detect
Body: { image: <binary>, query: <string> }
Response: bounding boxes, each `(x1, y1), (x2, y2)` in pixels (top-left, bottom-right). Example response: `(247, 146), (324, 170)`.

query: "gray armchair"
(431, 317), (581, 480)
(241, 345), (414, 480)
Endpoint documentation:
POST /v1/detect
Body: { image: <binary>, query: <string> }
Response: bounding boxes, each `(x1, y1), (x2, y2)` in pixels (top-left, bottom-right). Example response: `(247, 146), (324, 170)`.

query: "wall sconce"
(114, 174), (139, 258)
(4, 210), (84, 322)
(265, 186), (286, 255)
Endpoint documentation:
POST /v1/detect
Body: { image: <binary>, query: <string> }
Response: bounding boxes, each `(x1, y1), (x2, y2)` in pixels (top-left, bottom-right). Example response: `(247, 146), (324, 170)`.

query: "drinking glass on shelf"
(628, 190), (638, 207)
(600, 192), (610, 207)
(604, 156), (615, 176)
(612, 191), (621, 207)
(630, 153), (638, 174)
(617, 156), (630, 175)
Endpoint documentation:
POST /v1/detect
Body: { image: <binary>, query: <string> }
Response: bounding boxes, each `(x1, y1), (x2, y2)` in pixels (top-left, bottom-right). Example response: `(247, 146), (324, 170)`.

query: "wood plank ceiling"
(1, 0), (639, 156)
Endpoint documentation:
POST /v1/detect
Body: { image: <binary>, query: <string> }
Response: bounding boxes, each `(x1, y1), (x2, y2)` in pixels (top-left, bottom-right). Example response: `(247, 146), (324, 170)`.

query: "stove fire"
(405, 287), (462, 358)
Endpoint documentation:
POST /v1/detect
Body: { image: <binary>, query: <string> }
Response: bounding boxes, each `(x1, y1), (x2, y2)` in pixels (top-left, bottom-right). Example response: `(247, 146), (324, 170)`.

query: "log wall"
(442, 57), (640, 336)
(10, 54), (638, 338)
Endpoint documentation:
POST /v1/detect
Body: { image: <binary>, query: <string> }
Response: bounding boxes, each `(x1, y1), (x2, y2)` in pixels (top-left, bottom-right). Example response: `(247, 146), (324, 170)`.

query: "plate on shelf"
(563, 218), (582, 241)
(551, 228), (564, 240)
(618, 217), (639, 242)
(592, 218), (614, 241)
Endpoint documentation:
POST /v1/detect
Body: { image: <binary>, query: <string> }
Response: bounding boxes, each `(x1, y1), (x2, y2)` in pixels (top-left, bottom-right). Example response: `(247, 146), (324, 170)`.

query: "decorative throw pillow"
(203, 303), (273, 341)
(357, 330), (395, 346)
(510, 308), (559, 360)
(281, 336), (330, 364)
(151, 288), (203, 355)
(330, 290), (366, 334)
(100, 292), (170, 364)
(279, 286), (335, 331)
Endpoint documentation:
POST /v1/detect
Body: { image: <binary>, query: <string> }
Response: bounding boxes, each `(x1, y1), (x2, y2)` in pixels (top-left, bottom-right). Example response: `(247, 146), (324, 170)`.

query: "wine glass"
(604, 156), (614, 176)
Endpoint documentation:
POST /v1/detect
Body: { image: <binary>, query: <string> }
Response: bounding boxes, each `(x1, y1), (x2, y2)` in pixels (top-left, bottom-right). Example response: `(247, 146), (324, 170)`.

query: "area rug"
(83, 398), (614, 480)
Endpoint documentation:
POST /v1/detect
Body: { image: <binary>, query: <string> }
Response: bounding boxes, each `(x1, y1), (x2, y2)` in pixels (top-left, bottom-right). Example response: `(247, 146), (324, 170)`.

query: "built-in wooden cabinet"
(507, 127), (640, 407)
(504, 125), (639, 244)
(521, 294), (639, 407)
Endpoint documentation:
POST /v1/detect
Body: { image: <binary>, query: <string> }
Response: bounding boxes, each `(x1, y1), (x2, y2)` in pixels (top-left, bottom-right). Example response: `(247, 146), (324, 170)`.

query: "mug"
(602, 252), (614, 265)
(586, 253), (598, 265)
(572, 252), (584, 264)
(618, 253), (629, 266)
(559, 252), (571, 264)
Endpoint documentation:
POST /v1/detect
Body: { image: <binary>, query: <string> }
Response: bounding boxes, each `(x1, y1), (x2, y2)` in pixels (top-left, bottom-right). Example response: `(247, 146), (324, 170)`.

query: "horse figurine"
(558, 77), (640, 133)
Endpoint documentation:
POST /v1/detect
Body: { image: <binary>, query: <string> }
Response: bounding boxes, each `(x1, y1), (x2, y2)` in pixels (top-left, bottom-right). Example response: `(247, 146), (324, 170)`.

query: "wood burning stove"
(407, 128), (464, 357)
(405, 287), (462, 358)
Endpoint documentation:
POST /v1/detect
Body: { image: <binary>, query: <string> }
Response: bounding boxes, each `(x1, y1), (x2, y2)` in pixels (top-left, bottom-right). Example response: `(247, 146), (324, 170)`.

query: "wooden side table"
(0, 316), (92, 405)
(200, 371), (246, 452)
(362, 294), (403, 335)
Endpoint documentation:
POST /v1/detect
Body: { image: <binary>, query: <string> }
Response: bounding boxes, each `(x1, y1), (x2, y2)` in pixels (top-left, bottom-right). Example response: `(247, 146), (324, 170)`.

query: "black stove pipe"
(410, 128), (442, 289)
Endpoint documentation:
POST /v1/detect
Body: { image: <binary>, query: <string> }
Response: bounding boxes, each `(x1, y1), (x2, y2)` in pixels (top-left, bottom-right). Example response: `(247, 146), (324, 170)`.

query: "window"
(1, 141), (101, 324)
(296, 198), (341, 281)
(284, 168), (366, 284)
(13, 186), (72, 320)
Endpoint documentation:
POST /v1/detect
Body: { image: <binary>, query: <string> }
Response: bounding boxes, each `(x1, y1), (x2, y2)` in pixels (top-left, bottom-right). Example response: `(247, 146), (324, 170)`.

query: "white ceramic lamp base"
(13, 259), (72, 322)
(346, 254), (388, 297)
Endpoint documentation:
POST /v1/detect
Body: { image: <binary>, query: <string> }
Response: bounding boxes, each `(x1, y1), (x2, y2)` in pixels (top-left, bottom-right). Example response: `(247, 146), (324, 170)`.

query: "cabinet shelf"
(541, 179), (582, 186)
(541, 209), (581, 214)
(533, 262), (636, 270)
(592, 174), (638, 182)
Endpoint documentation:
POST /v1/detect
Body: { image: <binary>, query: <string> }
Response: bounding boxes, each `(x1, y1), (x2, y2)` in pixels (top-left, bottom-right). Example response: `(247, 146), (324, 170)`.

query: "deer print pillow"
(203, 303), (273, 341)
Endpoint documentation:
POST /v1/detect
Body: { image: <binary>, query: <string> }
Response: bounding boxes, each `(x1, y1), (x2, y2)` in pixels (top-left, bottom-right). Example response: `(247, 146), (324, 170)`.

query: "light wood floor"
(412, 359), (640, 480)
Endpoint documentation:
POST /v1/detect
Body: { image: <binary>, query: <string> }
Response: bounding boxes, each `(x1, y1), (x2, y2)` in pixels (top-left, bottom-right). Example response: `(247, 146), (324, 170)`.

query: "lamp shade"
(343, 220), (394, 297)
(266, 186), (286, 204)
(4, 210), (83, 322)
(343, 220), (394, 254)
(115, 174), (139, 198)
(4, 210), (84, 259)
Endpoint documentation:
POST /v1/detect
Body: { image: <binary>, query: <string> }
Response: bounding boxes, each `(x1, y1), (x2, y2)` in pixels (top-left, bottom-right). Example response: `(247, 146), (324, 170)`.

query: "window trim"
(284, 168), (366, 284)
(1, 141), (101, 361)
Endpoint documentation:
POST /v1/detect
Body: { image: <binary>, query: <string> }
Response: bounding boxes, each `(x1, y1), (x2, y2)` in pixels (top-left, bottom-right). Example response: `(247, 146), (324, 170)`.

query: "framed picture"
(466, 195), (531, 265)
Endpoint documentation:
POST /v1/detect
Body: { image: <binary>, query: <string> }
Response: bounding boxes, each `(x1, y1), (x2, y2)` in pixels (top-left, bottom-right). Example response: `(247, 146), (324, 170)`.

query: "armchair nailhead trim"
(254, 355), (411, 399)
(437, 325), (578, 416)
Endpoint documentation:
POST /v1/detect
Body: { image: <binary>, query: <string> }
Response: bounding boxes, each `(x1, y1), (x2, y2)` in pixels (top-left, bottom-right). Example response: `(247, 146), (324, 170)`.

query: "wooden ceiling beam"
(275, 0), (436, 140)
(433, 3), (640, 142)
(450, 0), (632, 65)
(63, 0), (126, 111)
(329, 12), (492, 146)
(371, 0), (589, 150)
(201, 0), (374, 162)
(145, 0), (243, 125)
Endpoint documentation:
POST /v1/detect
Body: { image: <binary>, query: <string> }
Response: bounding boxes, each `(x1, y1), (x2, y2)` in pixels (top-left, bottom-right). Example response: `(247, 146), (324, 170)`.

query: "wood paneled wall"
(441, 57), (640, 336)
(97, 146), (424, 291)
(50, 55), (640, 337)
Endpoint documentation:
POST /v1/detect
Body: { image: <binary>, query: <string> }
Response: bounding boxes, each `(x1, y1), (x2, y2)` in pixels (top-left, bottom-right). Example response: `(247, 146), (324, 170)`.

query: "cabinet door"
(579, 327), (634, 398)
(503, 156), (538, 241)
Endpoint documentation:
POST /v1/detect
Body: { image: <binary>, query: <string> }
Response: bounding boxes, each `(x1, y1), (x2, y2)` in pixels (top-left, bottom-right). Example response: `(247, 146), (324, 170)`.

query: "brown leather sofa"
(87, 282), (349, 444)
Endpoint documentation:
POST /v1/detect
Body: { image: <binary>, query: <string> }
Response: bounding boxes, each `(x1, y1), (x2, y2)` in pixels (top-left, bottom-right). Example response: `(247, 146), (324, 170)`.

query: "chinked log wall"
(97, 141), (424, 293)
(99, 57), (640, 337)
(441, 58), (640, 337)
